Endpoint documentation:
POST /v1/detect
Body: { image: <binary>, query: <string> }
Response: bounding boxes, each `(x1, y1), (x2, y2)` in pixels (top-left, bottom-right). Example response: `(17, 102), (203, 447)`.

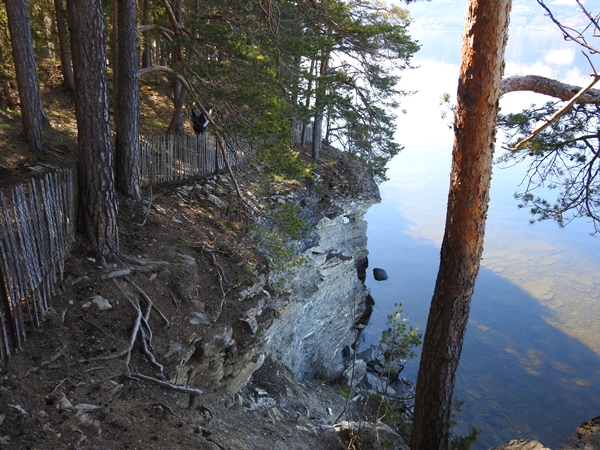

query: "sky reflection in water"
(361, 28), (600, 449)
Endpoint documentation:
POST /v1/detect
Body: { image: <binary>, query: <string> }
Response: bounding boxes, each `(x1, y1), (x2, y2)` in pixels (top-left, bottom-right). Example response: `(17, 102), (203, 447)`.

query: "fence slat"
(0, 169), (75, 360)
(138, 134), (253, 187)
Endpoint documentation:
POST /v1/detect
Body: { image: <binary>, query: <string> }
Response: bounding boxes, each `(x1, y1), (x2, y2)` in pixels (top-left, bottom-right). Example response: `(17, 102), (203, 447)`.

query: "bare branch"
(139, 66), (191, 92)
(508, 74), (600, 151)
(500, 75), (600, 103)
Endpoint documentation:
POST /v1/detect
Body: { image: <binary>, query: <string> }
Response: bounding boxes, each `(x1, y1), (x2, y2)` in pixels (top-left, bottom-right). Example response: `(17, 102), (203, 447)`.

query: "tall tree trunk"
(141, 0), (152, 68)
(4, 0), (49, 152)
(311, 53), (329, 161)
(0, 46), (15, 109)
(53, 0), (75, 91)
(115, 0), (142, 201)
(170, 0), (184, 134)
(301, 58), (316, 148)
(111, 0), (119, 101)
(411, 1), (512, 449)
(68, 0), (119, 258)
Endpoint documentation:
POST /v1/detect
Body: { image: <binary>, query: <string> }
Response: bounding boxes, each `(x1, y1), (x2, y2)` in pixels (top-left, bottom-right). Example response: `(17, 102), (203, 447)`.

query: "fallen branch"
(125, 298), (143, 368)
(207, 251), (227, 310)
(81, 317), (116, 340)
(41, 342), (67, 368)
(75, 348), (129, 365)
(117, 253), (171, 267)
(125, 276), (170, 326)
(137, 187), (153, 227)
(49, 377), (68, 394)
(26, 343), (67, 374)
(140, 327), (165, 377)
(129, 372), (203, 396)
(100, 269), (132, 280)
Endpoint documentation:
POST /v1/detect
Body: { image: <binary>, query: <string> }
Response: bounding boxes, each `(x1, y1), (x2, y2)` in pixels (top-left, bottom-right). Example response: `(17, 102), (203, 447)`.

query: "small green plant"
(375, 302), (422, 372)
(337, 385), (352, 399)
(449, 425), (481, 450)
(253, 202), (309, 272)
(368, 303), (422, 444)
(449, 397), (482, 450)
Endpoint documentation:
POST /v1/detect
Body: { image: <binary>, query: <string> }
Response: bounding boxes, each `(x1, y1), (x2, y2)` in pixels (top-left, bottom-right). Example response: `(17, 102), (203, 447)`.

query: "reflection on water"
(360, 28), (600, 449)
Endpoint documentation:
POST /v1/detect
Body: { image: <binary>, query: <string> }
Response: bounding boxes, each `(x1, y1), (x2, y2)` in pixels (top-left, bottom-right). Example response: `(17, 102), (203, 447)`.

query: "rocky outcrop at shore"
(264, 192), (379, 379)
(490, 415), (600, 449)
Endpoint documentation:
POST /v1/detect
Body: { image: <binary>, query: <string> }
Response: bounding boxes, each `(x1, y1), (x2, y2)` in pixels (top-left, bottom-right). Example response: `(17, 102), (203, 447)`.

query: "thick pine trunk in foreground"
(68, 0), (119, 257)
(411, 1), (512, 449)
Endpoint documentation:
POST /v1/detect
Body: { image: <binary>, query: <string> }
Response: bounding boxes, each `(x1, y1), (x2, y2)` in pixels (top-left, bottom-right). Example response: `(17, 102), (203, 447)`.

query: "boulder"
(490, 440), (550, 450)
(373, 268), (389, 281)
(333, 420), (409, 450)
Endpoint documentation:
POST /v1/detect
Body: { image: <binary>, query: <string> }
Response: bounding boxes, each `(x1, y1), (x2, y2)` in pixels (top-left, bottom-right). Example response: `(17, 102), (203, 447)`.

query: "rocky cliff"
(264, 193), (378, 380)
(165, 148), (381, 392)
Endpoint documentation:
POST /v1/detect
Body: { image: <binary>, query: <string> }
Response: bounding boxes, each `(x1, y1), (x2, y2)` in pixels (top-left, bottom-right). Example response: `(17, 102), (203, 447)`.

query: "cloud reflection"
(390, 30), (600, 359)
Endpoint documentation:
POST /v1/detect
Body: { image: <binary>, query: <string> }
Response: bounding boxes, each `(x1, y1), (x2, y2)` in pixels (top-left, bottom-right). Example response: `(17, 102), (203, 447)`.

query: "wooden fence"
(0, 169), (75, 361)
(139, 133), (251, 186)
(0, 134), (255, 361)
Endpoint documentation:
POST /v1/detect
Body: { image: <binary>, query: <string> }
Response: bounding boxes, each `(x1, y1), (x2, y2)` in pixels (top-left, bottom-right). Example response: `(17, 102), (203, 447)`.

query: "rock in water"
(373, 268), (388, 281)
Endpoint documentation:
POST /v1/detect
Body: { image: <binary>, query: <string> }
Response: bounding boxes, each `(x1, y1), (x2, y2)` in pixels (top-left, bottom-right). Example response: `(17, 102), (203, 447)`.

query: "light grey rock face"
(265, 197), (378, 380)
(167, 169), (380, 392)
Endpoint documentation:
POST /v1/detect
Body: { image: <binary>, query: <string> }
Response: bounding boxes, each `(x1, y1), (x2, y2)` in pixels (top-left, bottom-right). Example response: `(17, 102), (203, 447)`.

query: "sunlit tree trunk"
(312, 51), (329, 161)
(4, 0), (49, 152)
(68, 0), (119, 258)
(115, 0), (142, 201)
(168, 0), (184, 134)
(411, 1), (512, 449)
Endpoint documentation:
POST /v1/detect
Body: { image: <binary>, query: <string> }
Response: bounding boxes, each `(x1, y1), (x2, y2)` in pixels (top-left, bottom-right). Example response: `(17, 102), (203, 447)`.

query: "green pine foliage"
(497, 101), (600, 232)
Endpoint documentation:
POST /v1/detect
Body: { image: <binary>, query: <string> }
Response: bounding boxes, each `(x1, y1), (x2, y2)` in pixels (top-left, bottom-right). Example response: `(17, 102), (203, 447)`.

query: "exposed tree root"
(129, 372), (203, 396)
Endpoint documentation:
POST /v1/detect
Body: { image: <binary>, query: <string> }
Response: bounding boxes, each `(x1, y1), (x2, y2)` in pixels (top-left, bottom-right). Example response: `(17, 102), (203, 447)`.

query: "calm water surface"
(360, 28), (600, 449)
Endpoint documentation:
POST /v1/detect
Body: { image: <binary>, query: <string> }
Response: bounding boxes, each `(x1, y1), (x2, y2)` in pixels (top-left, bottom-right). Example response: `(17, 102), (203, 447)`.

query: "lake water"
(359, 26), (600, 449)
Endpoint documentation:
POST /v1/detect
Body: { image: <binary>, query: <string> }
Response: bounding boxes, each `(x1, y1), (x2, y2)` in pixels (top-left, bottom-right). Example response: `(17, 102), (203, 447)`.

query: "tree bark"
(4, 0), (49, 152)
(141, 0), (152, 69)
(168, 0), (185, 134)
(411, 1), (512, 449)
(68, 0), (120, 258)
(0, 46), (15, 109)
(53, 0), (75, 92)
(111, 0), (119, 102)
(312, 53), (329, 161)
(501, 74), (600, 103)
(115, 0), (142, 201)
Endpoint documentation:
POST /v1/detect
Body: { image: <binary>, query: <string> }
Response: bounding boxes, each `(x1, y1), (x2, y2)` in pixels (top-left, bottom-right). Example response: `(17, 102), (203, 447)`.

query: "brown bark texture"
(501, 74), (600, 103)
(4, 0), (49, 151)
(53, 0), (74, 92)
(115, 0), (142, 201)
(68, 0), (119, 257)
(141, 0), (153, 68)
(411, 1), (512, 449)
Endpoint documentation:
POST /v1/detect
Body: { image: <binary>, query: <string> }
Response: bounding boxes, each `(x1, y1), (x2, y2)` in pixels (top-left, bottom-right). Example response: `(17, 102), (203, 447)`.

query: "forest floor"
(0, 62), (400, 450)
